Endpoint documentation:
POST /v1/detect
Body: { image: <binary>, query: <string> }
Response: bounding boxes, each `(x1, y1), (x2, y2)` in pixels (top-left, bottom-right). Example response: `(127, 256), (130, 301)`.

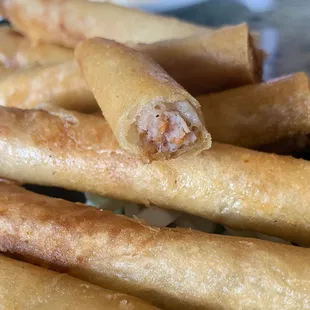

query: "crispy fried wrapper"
(0, 0), (207, 47)
(136, 23), (264, 95)
(76, 38), (211, 160)
(0, 26), (73, 68)
(0, 183), (310, 310)
(0, 61), (96, 113)
(0, 254), (159, 309)
(197, 72), (310, 152)
(0, 107), (309, 244)
(0, 24), (263, 97)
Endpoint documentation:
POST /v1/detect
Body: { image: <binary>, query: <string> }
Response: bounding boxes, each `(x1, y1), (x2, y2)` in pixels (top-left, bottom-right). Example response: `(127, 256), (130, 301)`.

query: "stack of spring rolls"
(0, 0), (310, 309)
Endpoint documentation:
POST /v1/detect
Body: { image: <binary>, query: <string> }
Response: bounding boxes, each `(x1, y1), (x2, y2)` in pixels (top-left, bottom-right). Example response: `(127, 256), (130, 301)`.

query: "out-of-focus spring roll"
(0, 24), (263, 96)
(0, 0), (207, 48)
(197, 72), (310, 151)
(0, 183), (310, 310)
(16, 39), (73, 67)
(136, 23), (264, 95)
(0, 255), (158, 310)
(0, 26), (21, 68)
(0, 61), (96, 113)
(0, 27), (73, 68)
(76, 38), (210, 160)
(0, 107), (310, 244)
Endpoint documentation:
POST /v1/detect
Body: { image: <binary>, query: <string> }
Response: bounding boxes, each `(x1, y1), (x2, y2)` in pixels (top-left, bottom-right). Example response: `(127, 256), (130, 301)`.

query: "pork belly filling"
(137, 103), (199, 155)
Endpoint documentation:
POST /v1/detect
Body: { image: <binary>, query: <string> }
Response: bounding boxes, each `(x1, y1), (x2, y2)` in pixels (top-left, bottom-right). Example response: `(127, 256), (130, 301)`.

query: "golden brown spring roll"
(136, 23), (264, 95)
(0, 24), (263, 96)
(0, 0), (207, 48)
(0, 255), (158, 310)
(1, 182), (310, 310)
(4, 69), (307, 155)
(197, 72), (310, 151)
(0, 61), (97, 113)
(0, 26), (73, 68)
(76, 38), (210, 160)
(0, 107), (309, 244)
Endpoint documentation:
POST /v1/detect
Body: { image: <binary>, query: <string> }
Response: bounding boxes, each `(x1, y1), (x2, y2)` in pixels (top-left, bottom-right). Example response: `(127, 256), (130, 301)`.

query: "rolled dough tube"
(0, 61), (97, 113)
(0, 107), (309, 244)
(0, 24), (263, 96)
(0, 182), (310, 310)
(76, 37), (211, 160)
(197, 72), (310, 151)
(0, 254), (159, 309)
(0, 0), (208, 47)
(0, 26), (73, 68)
(136, 23), (264, 95)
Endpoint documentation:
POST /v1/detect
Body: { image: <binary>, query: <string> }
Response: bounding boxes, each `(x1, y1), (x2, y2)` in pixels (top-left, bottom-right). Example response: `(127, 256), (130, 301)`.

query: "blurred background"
(121, 0), (305, 81)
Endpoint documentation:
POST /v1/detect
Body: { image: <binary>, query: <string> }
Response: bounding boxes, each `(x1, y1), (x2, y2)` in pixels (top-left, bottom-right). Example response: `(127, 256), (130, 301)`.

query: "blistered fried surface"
(0, 108), (309, 244)
(0, 183), (310, 310)
(0, 255), (159, 309)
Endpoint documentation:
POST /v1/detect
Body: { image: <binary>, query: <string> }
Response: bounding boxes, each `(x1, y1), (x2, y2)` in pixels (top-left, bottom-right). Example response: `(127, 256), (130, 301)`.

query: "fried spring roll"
(1, 183), (310, 310)
(0, 27), (73, 68)
(0, 107), (309, 244)
(0, 255), (158, 310)
(76, 38), (210, 160)
(0, 24), (263, 97)
(197, 72), (310, 151)
(0, 0), (207, 47)
(0, 61), (97, 113)
(136, 23), (264, 95)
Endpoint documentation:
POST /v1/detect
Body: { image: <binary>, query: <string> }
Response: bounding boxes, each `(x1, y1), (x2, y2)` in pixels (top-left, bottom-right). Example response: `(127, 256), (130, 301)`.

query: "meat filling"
(138, 105), (198, 155)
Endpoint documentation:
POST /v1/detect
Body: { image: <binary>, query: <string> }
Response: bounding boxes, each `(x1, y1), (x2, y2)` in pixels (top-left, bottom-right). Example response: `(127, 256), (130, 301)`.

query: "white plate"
(100, 0), (207, 12)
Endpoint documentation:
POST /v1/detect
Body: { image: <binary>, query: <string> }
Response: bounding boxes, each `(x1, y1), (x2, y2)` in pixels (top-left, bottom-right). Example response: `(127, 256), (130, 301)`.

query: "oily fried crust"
(0, 107), (310, 245)
(0, 62), (96, 112)
(0, 255), (159, 309)
(198, 72), (310, 151)
(75, 37), (211, 160)
(0, 183), (310, 310)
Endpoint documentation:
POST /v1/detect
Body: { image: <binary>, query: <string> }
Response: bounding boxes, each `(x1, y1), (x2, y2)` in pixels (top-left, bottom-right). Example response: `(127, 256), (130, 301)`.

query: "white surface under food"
(85, 192), (294, 245)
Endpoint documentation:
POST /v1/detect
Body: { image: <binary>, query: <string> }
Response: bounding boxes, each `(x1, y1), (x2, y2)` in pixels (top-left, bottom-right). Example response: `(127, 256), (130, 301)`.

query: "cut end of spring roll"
(75, 37), (211, 160)
(133, 100), (209, 159)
